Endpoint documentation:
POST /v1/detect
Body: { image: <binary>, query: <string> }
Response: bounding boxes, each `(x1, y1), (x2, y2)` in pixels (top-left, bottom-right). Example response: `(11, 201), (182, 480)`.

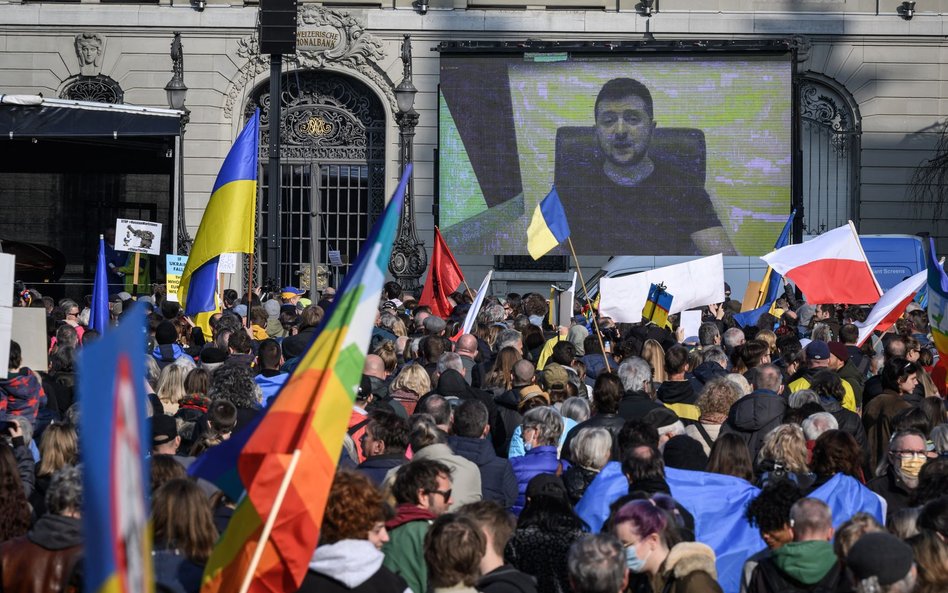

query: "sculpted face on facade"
(75, 32), (105, 76)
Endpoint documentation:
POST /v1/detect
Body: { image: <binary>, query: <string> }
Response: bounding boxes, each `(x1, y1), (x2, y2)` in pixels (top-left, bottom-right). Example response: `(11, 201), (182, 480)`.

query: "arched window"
(800, 73), (861, 236)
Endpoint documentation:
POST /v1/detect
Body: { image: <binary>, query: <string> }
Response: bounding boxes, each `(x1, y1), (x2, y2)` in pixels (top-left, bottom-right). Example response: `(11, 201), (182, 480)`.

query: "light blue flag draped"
(809, 473), (885, 527)
(88, 235), (110, 335)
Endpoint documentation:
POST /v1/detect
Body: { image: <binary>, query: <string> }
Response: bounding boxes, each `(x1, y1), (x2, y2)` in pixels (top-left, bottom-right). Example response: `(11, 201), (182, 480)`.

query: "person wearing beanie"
(662, 435), (708, 472)
(152, 320), (189, 370)
(846, 532), (916, 593)
(263, 299), (287, 339)
(828, 341), (865, 408)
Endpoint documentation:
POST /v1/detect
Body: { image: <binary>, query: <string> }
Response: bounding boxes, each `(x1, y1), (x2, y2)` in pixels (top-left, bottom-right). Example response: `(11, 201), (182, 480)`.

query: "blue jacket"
(356, 453), (408, 487)
(509, 445), (562, 515)
(448, 435), (518, 508)
(256, 372), (289, 405)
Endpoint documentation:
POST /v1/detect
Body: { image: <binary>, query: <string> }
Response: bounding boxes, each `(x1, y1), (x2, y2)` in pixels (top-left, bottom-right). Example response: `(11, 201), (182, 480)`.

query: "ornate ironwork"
(801, 80), (855, 156)
(389, 35), (427, 292)
(60, 75), (124, 103)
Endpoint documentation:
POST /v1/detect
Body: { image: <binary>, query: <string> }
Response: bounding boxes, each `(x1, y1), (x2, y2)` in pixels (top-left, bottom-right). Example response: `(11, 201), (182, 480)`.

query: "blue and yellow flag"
(527, 187), (570, 260)
(642, 283), (673, 328)
(179, 110), (260, 319)
(755, 210), (796, 309)
(79, 303), (152, 593)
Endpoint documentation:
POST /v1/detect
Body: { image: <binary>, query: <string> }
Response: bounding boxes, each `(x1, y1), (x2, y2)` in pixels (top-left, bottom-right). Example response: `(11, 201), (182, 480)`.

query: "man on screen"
(557, 77), (736, 255)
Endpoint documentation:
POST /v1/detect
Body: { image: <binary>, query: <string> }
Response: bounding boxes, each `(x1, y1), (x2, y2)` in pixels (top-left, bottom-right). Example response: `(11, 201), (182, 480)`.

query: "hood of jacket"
(437, 369), (482, 400)
(308, 539), (385, 588)
(771, 540), (837, 585)
(152, 343), (185, 363)
(477, 565), (538, 593)
(657, 380), (696, 405)
(692, 361), (728, 385)
(727, 390), (786, 432)
(580, 354), (618, 380)
(663, 542), (717, 581)
(448, 435), (496, 465)
(29, 514), (83, 550)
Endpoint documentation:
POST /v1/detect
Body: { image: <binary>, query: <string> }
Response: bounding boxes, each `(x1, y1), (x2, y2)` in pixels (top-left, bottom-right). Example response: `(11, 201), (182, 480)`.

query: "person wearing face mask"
(867, 429), (928, 522)
(612, 498), (723, 593)
(299, 470), (410, 593)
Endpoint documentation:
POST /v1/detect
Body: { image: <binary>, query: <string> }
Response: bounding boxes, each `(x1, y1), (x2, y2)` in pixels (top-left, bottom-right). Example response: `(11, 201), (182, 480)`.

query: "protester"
(0, 465), (83, 592)
(424, 514), (486, 593)
(864, 358), (920, 469)
(510, 406), (564, 515)
(563, 427), (612, 504)
(505, 474), (586, 593)
(152, 478), (218, 593)
(456, 501), (538, 593)
(612, 498), (723, 593)
(867, 429), (928, 520)
(0, 445), (30, 543)
(846, 532), (917, 593)
(721, 364), (787, 460)
(355, 408), (410, 486)
(384, 459), (454, 593)
(300, 470), (409, 593)
(29, 422), (78, 518)
(405, 415), (482, 509)
(567, 534), (628, 593)
(706, 432), (754, 482)
(684, 377), (742, 456)
(448, 400), (518, 508)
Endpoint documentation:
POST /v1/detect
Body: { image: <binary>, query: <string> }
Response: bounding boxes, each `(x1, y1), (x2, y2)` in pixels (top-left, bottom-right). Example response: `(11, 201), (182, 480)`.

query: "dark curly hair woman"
(0, 445), (31, 543)
(808, 429), (865, 491)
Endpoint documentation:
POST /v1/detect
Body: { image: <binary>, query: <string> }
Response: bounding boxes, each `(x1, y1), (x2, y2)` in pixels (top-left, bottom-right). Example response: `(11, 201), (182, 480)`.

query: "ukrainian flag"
(178, 110), (260, 319)
(527, 187), (571, 260)
(755, 209), (796, 309)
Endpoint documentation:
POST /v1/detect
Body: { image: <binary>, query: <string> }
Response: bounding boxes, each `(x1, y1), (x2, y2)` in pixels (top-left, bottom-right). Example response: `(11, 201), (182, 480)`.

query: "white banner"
(558, 273), (577, 329)
(599, 254), (725, 323)
(218, 253), (237, 274)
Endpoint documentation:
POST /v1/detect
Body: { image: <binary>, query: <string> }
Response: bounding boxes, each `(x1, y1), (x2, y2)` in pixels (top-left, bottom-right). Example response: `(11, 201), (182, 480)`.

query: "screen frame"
(434, 38), (804, 255)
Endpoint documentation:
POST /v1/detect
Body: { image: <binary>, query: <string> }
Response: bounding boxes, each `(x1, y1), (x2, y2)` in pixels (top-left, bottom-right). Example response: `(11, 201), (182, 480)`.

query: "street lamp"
(165, 32), (192, 254)
(389, 34), (428, 292)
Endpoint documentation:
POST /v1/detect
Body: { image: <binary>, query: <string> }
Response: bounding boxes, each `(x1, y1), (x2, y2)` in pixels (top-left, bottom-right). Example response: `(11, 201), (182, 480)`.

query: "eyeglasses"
(891, 450), (926, 459)
(426, 489), (452, 501)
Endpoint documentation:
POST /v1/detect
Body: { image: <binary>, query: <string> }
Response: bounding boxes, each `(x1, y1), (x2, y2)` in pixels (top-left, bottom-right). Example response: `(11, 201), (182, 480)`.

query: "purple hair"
(613, 499), (668, 538)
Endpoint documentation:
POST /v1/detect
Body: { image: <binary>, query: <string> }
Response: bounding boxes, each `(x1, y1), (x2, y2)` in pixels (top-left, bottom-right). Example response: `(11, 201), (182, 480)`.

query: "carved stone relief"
(60, 33), (123, 103)
(223, 5), (395, 121)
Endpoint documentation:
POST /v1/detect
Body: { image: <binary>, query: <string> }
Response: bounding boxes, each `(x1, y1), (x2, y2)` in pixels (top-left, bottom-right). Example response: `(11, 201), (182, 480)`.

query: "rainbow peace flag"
(927, 238), (948, 392)
(179, 110), (259, 329)
(199, 165), (411, 593)
(79, 303), (152, 593)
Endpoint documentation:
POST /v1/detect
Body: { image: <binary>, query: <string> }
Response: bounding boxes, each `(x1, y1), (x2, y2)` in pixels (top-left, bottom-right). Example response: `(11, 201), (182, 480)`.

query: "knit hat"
(805, 340), (830, 361)
(643, 407), (679, 432)
(846, 532), (914, 586)
(542, 363), (569, 391)
(663, 435), (708, 471)
(526, 474), (568, 502)
(827, 341), (850, 362)
(264, 299), (281, 318)
(151, 414), (178, 447)
(155, 321), (178, 346)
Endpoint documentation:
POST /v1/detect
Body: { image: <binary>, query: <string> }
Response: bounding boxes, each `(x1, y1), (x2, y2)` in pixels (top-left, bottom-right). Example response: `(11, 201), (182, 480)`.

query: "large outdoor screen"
(438, 51), (793, 257)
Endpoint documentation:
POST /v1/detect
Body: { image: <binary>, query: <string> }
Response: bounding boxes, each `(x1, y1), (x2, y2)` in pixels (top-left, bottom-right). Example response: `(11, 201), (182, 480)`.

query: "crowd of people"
(1, 276), (948, 593)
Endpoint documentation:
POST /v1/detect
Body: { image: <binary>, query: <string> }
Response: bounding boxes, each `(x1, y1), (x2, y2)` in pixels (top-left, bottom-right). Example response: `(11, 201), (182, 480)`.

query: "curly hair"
(744, 480), (802, 533)
(810, 430), (863, 481)
(208, 365), (262, 410)
(696, 377), (742, 419)
(757, 424), (809, 475)
(0, 445), (31, 541)
(320, 470), (387, 545)
(152, 478), (218, 563)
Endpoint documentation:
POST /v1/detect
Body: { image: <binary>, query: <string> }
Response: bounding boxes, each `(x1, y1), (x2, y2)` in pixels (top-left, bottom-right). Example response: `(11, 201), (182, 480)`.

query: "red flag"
(419, 228), (464, 318)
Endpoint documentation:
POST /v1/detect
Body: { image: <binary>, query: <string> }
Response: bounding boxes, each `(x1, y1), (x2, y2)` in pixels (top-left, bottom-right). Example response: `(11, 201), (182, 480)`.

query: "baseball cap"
(805, 340), (830, 361)
(541, 363), (569, 391)
(151, 414), (178, 447)
(281, 286), (305, 298)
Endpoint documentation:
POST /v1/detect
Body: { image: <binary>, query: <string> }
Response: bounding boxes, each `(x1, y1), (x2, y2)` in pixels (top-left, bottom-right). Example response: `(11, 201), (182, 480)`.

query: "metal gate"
(800, 74), (861, 236)
(246, 70), (386, 290)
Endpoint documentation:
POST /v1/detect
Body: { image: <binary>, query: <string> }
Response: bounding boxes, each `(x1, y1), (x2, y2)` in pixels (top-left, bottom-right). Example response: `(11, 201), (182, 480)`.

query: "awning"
(0, 95), (184, 138)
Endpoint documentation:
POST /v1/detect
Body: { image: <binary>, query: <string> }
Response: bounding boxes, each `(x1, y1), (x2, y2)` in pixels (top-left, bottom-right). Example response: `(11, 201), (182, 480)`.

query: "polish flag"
(853, 270), (926, 346)
(761, 222), (882, 305)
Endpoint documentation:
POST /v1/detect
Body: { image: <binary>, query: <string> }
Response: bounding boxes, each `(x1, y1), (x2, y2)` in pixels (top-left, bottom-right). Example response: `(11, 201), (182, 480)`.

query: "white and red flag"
(853, 270), (926, 346)
(761, 222), (883, 305)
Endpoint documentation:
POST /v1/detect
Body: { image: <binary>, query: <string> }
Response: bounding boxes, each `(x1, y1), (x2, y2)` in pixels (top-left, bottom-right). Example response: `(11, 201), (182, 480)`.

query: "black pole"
(267, 54), (282, 285)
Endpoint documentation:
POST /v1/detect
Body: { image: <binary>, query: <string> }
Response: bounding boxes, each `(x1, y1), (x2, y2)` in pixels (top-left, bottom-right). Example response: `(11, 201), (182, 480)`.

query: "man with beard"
(557, 77), (734, 255)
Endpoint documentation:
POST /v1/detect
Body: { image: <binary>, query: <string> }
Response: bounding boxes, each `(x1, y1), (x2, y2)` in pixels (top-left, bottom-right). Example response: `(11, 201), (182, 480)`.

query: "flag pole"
(848, 220), (883, 298)
(246, 252), (254, 330)
(238, 447), (303, 593)
(566, 237), (611, 373)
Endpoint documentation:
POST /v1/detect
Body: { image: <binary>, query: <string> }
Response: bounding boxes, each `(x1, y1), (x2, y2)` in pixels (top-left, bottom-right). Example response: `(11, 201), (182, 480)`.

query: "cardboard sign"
(165, 255), (187, 302)
(12, 308), (46, 373)
(681, 310), (702, 345)
(219, 253), (237, 274)
(115, 219), (163, 256)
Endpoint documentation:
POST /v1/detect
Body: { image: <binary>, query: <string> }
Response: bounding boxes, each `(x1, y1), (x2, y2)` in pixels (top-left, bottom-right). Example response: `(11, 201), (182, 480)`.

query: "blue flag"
(88, 235), (110, 335)
(78, 303), (152, 593)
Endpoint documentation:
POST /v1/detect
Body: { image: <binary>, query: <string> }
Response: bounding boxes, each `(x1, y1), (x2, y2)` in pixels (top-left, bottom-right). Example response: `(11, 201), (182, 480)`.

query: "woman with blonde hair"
(29, 422), (79, 517)
(389, 363), (430, 415)
(641, 339), (666, 385)
(756, 424), (814, 489)
(156, 363), (190, 415)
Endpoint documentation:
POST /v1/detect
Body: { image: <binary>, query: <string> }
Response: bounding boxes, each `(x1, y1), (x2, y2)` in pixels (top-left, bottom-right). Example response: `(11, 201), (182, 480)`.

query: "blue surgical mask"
(523, 441), (533, 452)
(625, 544), (651, 573)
